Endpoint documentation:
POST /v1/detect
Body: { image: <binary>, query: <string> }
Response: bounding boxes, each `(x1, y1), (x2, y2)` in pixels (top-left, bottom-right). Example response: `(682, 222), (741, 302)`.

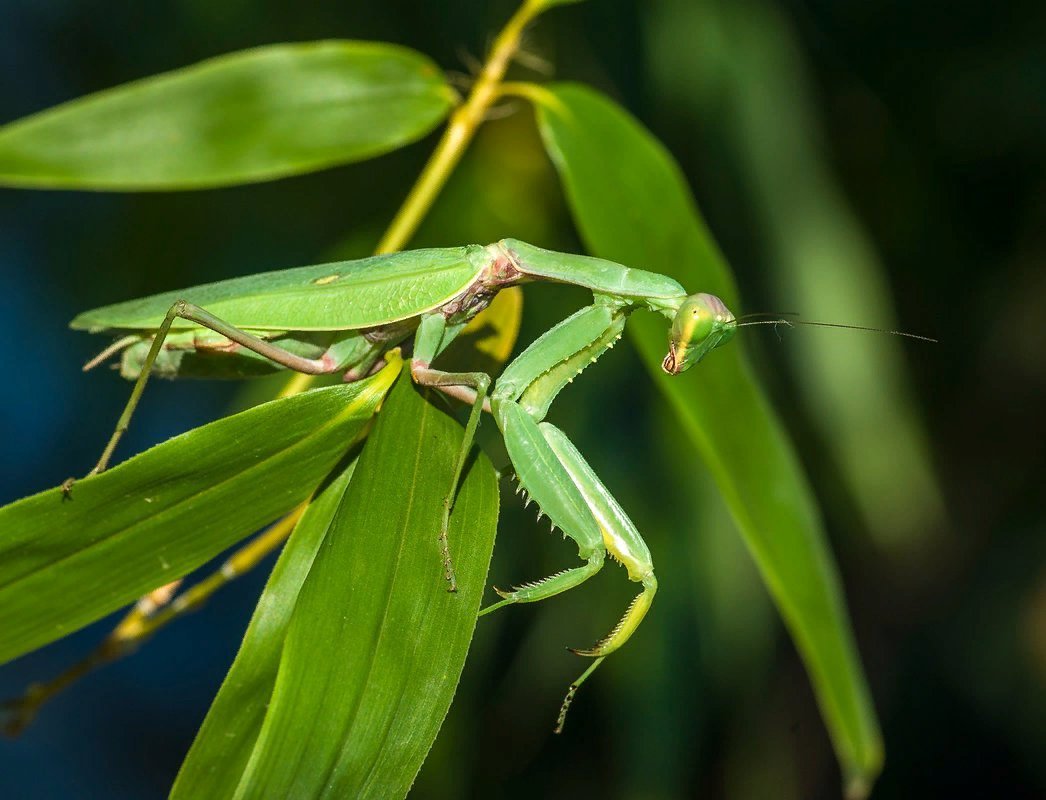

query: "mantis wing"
(71, 246), (489, 333)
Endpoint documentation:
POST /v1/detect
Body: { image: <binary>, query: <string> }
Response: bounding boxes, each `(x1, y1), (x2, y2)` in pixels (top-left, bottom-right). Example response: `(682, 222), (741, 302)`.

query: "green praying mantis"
(69, 237), (923, 729)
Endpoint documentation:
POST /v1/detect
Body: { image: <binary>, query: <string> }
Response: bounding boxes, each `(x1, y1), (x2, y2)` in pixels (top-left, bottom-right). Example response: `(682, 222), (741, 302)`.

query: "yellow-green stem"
(498, 80), (558, 107)
(1, 509), (306, 736)
(375, 0), (547, 254)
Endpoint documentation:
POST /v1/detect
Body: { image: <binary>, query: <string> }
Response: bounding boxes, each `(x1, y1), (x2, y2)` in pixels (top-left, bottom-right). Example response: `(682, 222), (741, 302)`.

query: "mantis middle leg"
(410, 312), (493, 592)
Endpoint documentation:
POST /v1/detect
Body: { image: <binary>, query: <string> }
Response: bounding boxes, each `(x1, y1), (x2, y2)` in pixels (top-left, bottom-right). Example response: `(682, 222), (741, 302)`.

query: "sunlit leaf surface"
(0, 366), (395, 666)
(171, 460), (358, 800)
(0, 42), (455, 190)
(230, 369), (498, 798)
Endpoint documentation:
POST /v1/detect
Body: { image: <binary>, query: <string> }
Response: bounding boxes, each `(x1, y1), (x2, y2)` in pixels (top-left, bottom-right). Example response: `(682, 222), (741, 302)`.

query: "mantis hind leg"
(81, 300), (339, 484)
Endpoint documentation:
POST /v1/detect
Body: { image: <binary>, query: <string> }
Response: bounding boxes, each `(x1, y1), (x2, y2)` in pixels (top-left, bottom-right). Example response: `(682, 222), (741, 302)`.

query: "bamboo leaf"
(0, 362), (397, 666)
(0, 42), (455, 190)
(533, 82), (883, 795)
(677, 0), (945, 551)
(170, 460), (358, 800)
(230, 368), (498, 798)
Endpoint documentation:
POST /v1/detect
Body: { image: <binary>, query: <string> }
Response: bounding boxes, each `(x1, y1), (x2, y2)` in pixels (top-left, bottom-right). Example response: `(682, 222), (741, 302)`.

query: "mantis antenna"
(734, 317), (938, 343)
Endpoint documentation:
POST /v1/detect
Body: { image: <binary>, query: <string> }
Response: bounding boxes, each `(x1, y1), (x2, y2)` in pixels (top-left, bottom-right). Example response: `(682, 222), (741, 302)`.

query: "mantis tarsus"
(66, 238), (743, 727)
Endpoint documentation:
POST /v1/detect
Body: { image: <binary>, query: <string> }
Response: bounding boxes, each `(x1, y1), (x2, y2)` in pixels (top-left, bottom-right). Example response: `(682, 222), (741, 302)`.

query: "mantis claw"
(566, 646), (607, 658)
(437, 509), (458, 593)
(553, 685), (577, 735)
(554, 656), (606, 734)
(567, 583), (657, 658)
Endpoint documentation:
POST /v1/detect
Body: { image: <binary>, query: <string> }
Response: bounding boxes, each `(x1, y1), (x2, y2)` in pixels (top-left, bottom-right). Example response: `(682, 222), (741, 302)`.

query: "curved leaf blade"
(171, 460), (358, 800)
(677, 0), (945, 551)
(0, 42), (456, 190)
(232, 368), (498, 799)
(533, 83), (883, 793)
(0, 364), (397, 666)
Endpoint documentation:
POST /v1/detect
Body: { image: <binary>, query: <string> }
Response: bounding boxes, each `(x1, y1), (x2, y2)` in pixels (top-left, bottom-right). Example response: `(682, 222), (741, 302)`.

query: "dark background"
(1, 0), (1044, 797)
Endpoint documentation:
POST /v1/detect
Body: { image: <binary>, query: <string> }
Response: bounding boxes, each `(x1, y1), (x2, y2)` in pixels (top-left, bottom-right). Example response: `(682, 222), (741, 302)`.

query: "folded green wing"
(71, 246), (488, 333)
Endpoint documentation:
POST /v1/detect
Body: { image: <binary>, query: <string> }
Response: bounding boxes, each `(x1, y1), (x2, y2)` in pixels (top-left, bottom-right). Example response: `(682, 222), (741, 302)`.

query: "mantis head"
(661, 293), (736, 374)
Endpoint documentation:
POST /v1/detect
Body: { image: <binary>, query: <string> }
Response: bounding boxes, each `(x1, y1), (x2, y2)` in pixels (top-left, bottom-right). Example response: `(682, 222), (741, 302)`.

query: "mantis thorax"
(440, 243), (524, 326)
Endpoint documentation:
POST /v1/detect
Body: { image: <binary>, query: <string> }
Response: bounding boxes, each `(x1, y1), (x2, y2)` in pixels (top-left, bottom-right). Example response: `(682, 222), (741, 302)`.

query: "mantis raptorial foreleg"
(539, 422), (658, 657)
(485, 300), (659, 728)
(491, 407), (658, 718)
(540, 422), (658, 732)
(483, 401), (610, 610)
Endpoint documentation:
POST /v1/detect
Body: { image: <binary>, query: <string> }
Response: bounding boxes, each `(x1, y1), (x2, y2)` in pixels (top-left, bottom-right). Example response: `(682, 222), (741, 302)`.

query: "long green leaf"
(674, 0), (944, 551)
(231, 369), (498, 799)
(533, 83), (883, 795)
(0, 364), (397, 666)
(171, 459), (357, 800)
(0, 42), (455, 190)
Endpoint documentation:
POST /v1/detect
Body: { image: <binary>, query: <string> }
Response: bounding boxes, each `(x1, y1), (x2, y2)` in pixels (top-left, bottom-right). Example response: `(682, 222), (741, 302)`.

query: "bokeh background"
(1, 0), (1043, 797)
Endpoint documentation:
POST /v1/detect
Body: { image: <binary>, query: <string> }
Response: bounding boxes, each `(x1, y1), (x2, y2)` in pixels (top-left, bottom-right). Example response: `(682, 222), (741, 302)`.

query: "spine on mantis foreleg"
(495, 304), (629, 419)
(499, 413), (659, 732)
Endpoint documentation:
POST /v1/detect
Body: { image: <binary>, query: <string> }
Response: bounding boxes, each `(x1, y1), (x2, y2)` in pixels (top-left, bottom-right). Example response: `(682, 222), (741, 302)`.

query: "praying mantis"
(69, 237), (743, 727)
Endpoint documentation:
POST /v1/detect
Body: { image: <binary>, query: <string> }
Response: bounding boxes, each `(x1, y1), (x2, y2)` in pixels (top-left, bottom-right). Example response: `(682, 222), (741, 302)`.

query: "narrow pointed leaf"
(685, 0), (945, 550)
(0, 363), (397, 666)
(0, 42), (456, 190)
(171, 460), (358, 800)
(231, 369), (498, 799)
(533, 83), (882, 793)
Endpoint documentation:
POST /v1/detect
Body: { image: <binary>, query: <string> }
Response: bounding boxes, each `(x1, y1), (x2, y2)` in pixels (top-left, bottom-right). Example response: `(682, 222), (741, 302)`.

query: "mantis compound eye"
(662, 293), (736, 374)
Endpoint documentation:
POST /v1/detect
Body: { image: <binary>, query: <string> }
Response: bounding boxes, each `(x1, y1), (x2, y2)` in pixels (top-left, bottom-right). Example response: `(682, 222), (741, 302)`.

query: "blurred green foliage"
(0, 0), (1043, 798)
